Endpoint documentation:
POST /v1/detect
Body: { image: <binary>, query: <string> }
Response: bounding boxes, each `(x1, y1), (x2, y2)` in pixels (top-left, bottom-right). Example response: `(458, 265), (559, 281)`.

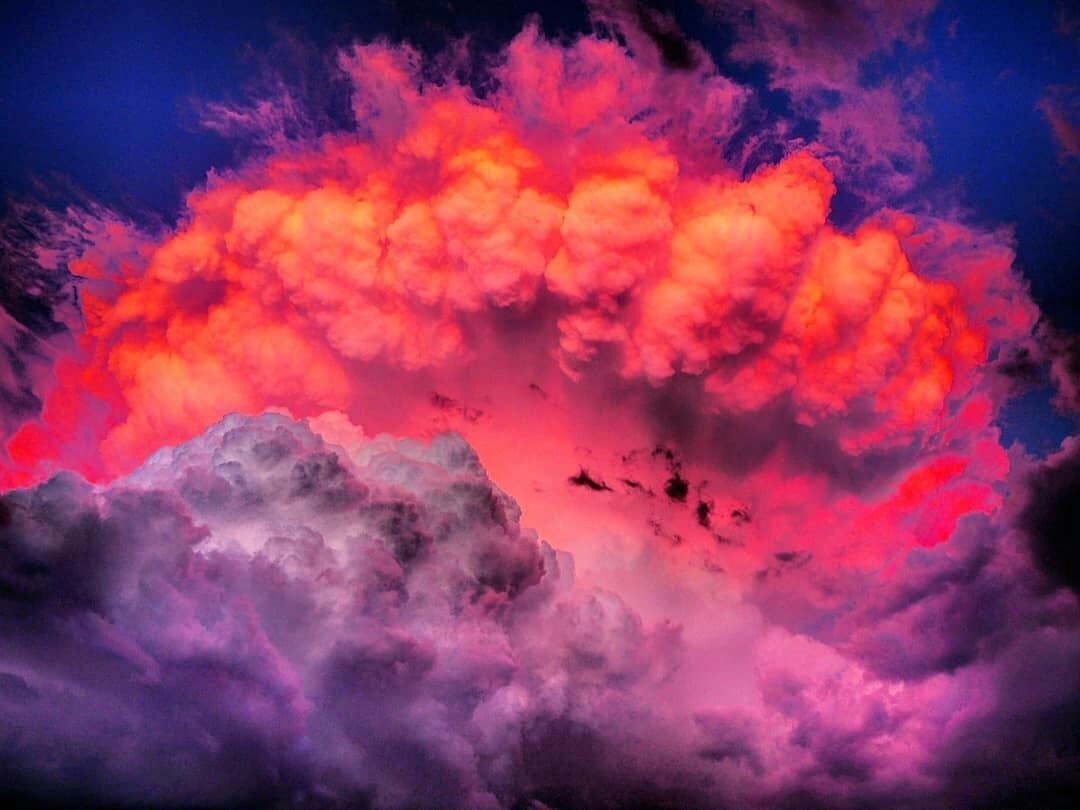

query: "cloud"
(0, 9), (1076, 807)
(0, 199), (117, 450)
(703, 0), (937, 200)
(0, 22), (1036, 499)
(0, 414), (634, 807)
(1038, 89), (1080, 163)
(0, 311), (51, 447)
(1, 412), (1078, 807)
(1018, 437), (1080, 593)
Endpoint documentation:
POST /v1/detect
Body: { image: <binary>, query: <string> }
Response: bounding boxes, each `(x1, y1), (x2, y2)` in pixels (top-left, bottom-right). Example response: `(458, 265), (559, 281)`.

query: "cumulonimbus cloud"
(0, 6), (1078, 807)
(2, 412), (1078, 808)
(0, 19), (1036, 487)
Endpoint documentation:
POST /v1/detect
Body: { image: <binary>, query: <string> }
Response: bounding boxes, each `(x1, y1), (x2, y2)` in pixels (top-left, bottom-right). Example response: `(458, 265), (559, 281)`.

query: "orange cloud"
(0, 24), (1038, 578)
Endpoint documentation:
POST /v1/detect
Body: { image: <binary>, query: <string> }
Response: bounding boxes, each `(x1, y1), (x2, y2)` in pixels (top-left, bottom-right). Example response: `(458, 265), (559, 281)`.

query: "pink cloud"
(0, 12), (1076, 807)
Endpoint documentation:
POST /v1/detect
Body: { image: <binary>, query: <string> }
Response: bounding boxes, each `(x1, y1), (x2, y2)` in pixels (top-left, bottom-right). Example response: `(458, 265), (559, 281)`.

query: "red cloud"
(1, 13), (1078, 808)
(0, 23), (1037, 573)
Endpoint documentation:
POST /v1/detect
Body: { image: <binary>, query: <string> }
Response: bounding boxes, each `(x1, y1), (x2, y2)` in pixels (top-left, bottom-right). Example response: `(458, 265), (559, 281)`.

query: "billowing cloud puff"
(2, 413), (1078, 808)
(1, 7), (1078, 807)
(0, 20), (1036, 494)
(0, 415), (612, 807)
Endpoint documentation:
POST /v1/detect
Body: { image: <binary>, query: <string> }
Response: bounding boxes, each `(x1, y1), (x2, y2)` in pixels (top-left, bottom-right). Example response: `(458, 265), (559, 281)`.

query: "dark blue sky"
(925, 0), (1079, 325)
(2, 0), (1077, 449)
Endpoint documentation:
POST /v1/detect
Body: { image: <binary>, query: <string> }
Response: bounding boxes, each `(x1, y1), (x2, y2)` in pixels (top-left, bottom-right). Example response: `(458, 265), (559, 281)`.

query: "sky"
(1, 1), (1079, 808)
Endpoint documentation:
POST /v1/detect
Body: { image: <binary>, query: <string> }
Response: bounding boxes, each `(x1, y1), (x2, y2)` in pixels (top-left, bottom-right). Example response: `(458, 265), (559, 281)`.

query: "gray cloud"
(0, 414), (691, 808)
(2, 413), (1080, 807)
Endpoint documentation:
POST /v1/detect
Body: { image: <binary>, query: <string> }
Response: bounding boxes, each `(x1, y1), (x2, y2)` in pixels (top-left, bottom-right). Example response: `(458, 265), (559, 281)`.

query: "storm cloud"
(0, 412), (1076, 808)
(1, 3), (1078, 807)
